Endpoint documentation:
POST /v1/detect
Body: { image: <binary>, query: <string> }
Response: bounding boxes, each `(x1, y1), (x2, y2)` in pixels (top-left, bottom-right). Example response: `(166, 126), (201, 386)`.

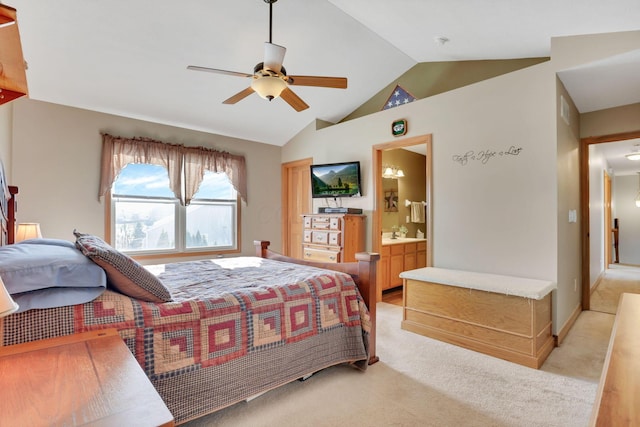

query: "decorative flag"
(382, 84), (416, 110)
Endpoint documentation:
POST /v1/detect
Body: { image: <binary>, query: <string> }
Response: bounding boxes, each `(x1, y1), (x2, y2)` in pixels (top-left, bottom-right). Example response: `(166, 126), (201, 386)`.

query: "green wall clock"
(392, 119), (407, 136)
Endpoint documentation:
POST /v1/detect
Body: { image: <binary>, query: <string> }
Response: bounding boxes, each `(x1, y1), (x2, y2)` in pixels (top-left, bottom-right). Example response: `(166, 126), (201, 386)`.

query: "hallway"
(590, 264), (640, 314)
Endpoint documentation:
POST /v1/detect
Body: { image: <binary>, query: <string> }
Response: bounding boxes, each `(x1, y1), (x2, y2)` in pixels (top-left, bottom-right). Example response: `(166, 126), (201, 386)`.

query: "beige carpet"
(591, 265), (640, 314)
(183, 303), (611, 427)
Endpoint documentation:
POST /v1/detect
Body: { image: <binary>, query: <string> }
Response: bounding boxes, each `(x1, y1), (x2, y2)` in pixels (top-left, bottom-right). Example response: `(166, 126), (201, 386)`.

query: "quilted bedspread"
(0, 257), (370, 423)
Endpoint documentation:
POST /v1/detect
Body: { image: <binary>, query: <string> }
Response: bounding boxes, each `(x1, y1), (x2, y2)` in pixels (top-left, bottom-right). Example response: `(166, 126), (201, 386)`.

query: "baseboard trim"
(590, 270), (605, 296)
(556, 302), (582, 346)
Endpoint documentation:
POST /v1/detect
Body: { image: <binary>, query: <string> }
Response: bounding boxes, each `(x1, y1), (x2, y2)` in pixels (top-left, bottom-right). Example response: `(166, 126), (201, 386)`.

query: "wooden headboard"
(1, 185), (18, 245)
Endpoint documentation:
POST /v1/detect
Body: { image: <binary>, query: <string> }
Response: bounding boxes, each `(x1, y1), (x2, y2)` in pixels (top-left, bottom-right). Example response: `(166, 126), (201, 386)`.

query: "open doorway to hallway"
(582, 131), (640, 313)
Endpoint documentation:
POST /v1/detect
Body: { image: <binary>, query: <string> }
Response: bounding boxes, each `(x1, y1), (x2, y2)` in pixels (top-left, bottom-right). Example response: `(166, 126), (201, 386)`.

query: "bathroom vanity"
(377, 236), (427, 301)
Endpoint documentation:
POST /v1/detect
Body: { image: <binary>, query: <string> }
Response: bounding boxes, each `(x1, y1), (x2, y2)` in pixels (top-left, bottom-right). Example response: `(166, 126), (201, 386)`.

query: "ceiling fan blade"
(263, 42), (286, 73)
(222, 87), (255, 104)
(279, 87), (309, 112)
(287, 75), (347, 89)
(187, 65), (253, 78)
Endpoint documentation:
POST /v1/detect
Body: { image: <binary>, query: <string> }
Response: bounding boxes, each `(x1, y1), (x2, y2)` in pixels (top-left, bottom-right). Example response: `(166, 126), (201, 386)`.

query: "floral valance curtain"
(98, 133), (247, 205)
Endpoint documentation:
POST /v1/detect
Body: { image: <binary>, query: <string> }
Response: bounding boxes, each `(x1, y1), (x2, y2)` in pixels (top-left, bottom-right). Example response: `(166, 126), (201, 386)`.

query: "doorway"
(581, 130), (640, 312)
(372, 134), (433, 302)
(281, 158), (312, 258)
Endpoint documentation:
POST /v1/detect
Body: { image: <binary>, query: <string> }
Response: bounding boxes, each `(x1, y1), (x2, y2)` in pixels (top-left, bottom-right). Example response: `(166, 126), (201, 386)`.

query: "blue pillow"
(0, 239), (106, 312)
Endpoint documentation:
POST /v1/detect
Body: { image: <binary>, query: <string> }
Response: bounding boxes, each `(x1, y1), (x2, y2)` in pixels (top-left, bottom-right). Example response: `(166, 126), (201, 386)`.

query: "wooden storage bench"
(400, 267), (556, 369)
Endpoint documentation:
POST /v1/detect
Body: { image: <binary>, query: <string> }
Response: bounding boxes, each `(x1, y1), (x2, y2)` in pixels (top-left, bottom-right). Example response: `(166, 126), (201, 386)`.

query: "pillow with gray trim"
(73, 230), (172, 302)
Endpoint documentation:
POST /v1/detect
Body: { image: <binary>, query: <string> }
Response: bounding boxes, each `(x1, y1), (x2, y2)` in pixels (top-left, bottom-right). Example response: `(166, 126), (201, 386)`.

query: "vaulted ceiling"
(9, 0), (640, 146)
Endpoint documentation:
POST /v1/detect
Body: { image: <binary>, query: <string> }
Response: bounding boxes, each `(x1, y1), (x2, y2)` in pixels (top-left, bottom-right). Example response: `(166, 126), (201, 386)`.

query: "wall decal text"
(452, 146), (523, 166)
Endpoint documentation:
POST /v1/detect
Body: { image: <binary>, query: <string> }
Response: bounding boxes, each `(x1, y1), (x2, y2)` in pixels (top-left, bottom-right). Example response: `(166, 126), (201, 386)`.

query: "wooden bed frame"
(0, 186), (380, 365)
(255, 240), (380, 364)
(1, 185), (18, 246)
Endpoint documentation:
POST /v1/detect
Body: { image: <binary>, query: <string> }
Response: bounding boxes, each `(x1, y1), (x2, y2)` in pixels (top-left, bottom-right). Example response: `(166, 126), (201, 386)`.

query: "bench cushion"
(399, 267), (556, 300)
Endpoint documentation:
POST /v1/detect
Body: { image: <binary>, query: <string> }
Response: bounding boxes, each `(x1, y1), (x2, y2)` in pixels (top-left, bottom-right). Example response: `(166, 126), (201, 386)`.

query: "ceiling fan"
(187, 0), (347, 112)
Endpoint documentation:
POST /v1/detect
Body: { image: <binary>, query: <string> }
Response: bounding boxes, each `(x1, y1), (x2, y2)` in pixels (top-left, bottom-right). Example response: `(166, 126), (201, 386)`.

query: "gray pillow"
(73, 231), (172, 303)
(0, 239), (107, 312)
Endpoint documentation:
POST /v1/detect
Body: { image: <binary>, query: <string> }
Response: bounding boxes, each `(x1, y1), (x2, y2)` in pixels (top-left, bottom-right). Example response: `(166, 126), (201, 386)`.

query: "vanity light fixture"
(382, 165), (404, 179)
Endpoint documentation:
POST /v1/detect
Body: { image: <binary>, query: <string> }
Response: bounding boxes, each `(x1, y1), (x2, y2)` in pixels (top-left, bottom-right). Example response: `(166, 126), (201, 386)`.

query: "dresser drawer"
(302, 247), (341, 263)
(328, 232), (341, 245)
(311, 216), (330, 230)
(303, 230), (312, 243)
(329, 217), (340, 230)
(311, 230), (341, 245)
(303, 216), (312, 228)
(312, 230), (329, 244)
(310, 216), (341, 231)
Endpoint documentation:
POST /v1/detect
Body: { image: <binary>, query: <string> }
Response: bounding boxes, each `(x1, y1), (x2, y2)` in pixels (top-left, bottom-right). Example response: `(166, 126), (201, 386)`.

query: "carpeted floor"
(183, 302), (613, 427)
(590, 265), (640, 314)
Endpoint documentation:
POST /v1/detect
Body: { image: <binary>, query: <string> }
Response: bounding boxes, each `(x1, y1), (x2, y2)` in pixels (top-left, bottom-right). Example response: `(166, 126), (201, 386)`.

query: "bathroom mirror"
(382, 178), (399, 233)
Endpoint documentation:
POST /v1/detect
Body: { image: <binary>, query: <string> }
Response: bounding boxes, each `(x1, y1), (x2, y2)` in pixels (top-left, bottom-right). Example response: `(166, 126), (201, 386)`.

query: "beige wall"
(10, 99), (283, 257)
(286, 61), (559, 279)
(555, 78), (582, 331)
(581, 103), (640, 138)
(587, 143), (608, 289)
(612, 174), (640, 264)
(283, 30), (640, 335)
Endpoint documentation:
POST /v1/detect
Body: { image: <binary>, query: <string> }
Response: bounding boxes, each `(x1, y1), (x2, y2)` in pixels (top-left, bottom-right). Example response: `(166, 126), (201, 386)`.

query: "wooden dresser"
(302, 213), (366, 263)
(0, 329), (174, 427)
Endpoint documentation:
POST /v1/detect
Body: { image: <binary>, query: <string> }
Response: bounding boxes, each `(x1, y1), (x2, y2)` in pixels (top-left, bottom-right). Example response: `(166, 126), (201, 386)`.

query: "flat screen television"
(310, 161), (362, 198)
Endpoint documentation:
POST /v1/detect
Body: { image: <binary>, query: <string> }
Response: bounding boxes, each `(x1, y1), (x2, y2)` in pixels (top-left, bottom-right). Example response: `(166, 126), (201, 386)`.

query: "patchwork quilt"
(0, 257), (370, 423)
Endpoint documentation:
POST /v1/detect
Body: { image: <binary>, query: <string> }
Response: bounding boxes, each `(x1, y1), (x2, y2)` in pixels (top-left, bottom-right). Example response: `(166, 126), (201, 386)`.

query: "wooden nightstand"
(0, 329), (174, 427)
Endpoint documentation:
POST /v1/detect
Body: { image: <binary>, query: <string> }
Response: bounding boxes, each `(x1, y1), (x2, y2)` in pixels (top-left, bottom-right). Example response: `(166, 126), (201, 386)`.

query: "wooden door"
(281, 158), (312, 258)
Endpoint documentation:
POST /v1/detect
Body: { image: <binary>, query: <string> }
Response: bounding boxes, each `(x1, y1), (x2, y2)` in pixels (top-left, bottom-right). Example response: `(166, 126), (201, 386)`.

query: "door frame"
(580, 130), (640, 310)
(372, 134), (434, 267)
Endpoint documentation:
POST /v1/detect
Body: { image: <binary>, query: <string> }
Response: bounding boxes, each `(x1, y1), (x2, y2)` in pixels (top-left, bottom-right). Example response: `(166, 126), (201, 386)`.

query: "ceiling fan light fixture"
(251, 76), (286, 100)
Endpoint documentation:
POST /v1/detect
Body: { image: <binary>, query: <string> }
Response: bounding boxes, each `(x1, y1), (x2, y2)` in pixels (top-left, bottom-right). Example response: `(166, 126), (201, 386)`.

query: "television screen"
(310, 161), (362, 198)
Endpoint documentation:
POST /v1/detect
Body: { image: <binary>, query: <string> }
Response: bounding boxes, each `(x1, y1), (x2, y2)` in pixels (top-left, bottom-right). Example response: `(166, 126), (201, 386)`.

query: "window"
(111, 163), (238, 255)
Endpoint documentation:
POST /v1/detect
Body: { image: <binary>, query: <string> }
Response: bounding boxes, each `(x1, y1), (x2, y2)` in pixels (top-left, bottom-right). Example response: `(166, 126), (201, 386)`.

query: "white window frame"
(106, 174), (241, 260)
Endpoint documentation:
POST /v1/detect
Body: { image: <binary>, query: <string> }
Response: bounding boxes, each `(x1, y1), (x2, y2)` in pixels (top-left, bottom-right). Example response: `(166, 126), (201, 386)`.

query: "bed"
(0, 186), (379, 424)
